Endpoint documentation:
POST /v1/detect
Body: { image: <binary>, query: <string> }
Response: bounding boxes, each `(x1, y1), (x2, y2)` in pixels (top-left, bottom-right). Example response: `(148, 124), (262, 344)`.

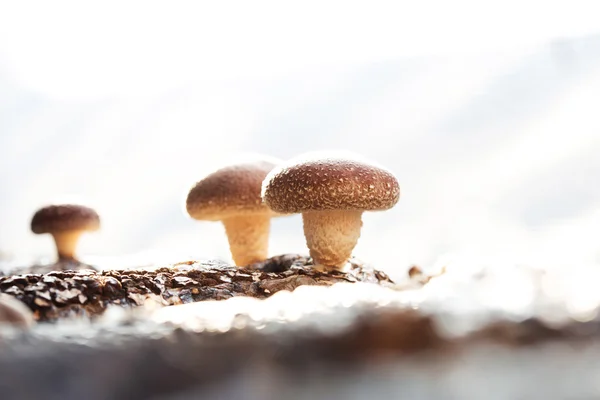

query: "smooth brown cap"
(31, 204), (100, 234)
(262, 153), (400, 213)
(186, 158), (282, 221)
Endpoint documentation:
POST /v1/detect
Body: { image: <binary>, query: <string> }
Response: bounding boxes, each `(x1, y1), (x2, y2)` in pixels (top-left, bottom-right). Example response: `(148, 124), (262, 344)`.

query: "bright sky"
(0, 0), (599, 98)
(1, 1), (600, 278)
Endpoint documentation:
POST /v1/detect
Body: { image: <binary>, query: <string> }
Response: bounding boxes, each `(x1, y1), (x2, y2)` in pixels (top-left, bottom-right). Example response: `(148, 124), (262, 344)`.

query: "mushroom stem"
(302, 210), (363, 270)
(51, 231), (82, 260)
(221, 214), (271, 267)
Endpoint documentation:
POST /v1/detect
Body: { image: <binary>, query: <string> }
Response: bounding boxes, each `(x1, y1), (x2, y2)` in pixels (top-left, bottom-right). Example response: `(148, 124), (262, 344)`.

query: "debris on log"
(0, 255), (393, 322)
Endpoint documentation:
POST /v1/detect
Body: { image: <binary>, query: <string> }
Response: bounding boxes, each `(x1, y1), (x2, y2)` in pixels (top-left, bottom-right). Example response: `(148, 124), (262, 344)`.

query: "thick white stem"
(302, 210), (363, 270)
(222, 214), (271, 267)
(51, 231), (82, 260)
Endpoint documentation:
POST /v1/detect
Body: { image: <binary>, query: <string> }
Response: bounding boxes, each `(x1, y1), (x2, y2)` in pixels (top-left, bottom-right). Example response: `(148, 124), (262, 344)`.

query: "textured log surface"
(1, 279), (600, 400)
(2, 258), (600, 400)
(0, 255), (392, 322)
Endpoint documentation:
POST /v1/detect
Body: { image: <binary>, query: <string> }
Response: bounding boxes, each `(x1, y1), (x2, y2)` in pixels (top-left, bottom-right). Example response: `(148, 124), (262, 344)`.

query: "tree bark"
(1, 257), (598, 400)
(0, 255), (393, 322)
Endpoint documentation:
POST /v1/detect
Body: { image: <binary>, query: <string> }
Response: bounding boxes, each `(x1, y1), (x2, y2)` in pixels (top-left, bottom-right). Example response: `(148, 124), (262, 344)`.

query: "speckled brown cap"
(31, 204), (100, 234)
(186, 158), (282, 221)
(262, 154), (400, 213)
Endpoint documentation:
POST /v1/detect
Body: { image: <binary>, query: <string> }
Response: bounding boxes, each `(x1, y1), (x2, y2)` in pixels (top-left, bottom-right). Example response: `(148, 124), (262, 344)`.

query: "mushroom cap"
(186, 158), (282, 221)
(31, 204), (100, 234)
(0, 294), (35, 328)
(262, 153), (400, 213)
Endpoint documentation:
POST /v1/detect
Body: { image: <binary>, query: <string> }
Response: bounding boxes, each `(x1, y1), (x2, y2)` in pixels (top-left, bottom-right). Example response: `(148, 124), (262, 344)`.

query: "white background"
(1, 1), (600, 279)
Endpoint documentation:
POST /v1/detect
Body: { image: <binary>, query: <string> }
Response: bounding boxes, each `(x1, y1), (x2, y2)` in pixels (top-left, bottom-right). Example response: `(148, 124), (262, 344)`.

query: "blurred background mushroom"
(186, 156), (283, 266)
(262, 152), (400, 269)
(30, 204), (100, 263)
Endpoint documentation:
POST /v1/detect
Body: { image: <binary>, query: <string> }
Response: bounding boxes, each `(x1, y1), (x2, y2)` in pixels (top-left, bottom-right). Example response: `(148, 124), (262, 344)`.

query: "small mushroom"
(31, 204), (100, 261)
(0, 294), (35, 329)
(262, 152), (400, 270)
(186, 157), (283, 267)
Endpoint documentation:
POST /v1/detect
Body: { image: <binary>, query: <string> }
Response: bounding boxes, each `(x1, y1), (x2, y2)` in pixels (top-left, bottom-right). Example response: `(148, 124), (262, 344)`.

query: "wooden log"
(1, 276), (599, 400)
(2, 258), (599, 400)
(0, 255), (393, 322)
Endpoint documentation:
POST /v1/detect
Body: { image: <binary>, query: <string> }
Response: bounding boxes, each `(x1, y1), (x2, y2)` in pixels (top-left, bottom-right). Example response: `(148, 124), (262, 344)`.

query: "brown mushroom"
(0, 294), (35, 329)
(262, 152), (400, 270)
(186, 157), (283, 267)
(31, 204), (100, 261)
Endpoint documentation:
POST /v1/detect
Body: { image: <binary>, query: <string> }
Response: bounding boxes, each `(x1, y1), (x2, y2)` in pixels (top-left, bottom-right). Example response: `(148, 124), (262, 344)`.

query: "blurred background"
(1, 0), (600, 280)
